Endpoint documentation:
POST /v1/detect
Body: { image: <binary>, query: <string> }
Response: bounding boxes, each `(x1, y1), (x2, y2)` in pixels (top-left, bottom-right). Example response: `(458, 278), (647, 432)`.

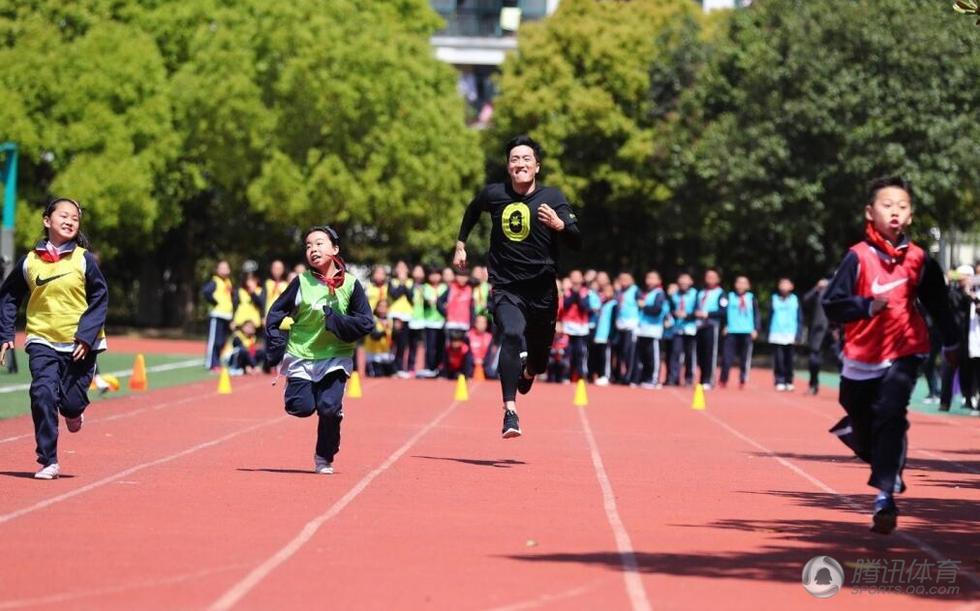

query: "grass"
(800, 369), (978, 418)
(0, 351), (212, 420)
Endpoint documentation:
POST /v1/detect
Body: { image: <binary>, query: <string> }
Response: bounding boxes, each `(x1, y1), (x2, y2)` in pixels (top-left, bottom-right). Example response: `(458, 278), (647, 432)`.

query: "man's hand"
(453, 241), (467, 272)
(537, 204), (565, 231)
(72, 340), (90, 362)
(751, 330), (758, 340)
(0, 341), (12, 365)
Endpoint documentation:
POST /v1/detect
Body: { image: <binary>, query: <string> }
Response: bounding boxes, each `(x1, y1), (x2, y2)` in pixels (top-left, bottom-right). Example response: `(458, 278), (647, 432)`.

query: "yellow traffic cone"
(454, 374), (469, 401)
(129, 354), (148, 391)
(574, 378), (589, 406)
(346, 371), (363, 399)
(692, 384), (706, 410)
(217, 367), (232, 394)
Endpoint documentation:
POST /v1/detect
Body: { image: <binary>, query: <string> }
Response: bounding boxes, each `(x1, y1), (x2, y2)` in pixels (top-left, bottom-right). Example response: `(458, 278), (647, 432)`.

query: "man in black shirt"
(454, 135), (581, 438)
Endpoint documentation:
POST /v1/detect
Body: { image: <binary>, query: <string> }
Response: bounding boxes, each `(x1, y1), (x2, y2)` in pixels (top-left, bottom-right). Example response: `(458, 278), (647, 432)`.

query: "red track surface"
(0, 367), (978, 610)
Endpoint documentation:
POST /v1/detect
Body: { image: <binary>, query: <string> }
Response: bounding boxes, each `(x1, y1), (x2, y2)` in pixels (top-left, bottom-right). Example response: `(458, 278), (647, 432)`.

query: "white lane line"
(0, 416), (286, 526)
(576, 406), (652, 611)
(666, 388), (980, 590)
(0, 563), (250, 609)
(208, 396), (467, 611)
(0, 358), (203, 394)
(485, 580), (602, 611)
(0, 378), (269, 445)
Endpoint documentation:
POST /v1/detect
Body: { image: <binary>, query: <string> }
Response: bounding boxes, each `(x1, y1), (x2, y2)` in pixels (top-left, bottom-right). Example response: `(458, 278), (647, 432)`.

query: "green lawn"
(0, 352), (212, 420)
(801, 369), (977, 418)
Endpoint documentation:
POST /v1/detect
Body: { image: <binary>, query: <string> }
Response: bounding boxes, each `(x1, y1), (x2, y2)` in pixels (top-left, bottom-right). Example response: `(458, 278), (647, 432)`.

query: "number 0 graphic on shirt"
(502, 202), (531, 242)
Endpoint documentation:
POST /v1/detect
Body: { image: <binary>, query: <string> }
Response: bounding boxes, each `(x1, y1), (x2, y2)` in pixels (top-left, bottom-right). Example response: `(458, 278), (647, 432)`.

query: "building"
(430, 1), (560, 126)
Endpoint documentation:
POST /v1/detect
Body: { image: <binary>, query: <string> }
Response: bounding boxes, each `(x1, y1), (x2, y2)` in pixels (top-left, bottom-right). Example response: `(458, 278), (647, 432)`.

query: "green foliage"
(678, 0), (980, 284)
(0, 0), (481, 324)
(490, 0), (979, 289)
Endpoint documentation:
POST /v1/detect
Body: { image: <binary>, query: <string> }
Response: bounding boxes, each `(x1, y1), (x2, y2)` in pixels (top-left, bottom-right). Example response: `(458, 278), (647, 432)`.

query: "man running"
(453, 135), (582, 438)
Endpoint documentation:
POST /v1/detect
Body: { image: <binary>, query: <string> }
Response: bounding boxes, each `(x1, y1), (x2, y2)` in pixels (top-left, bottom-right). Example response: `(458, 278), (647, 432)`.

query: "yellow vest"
(363, 318), (392, 354)
(209, 275), (234, 319)
(388, 279), (414, 320)
(264, 279), (289, 314)
(25, 248), (106, 348)
(366, 282), (388, 312)
(233, 288), (263, 328)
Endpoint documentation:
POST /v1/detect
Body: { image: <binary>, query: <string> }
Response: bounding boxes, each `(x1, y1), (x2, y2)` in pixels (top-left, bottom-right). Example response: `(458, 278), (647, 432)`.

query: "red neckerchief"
(313, 256), (346, 294)
(864, 221), (908, 262)
(738, 293), (747, 312)
(36, 240), (74, 263)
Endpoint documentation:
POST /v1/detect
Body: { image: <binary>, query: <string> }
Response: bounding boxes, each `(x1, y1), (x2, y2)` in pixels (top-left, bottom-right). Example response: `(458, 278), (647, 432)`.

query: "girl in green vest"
(265, 226), (373, 474)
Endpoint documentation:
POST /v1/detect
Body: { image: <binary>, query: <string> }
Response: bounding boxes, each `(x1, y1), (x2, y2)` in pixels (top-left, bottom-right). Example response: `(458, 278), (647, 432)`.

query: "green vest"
(423, 283), (446, 324)
(286, 271), (357, 360)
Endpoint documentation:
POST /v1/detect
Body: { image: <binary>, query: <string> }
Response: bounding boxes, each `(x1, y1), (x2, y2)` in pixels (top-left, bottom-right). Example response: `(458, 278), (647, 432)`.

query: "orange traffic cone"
(473, 364), (486, 381)
(129, 354), (147, 391)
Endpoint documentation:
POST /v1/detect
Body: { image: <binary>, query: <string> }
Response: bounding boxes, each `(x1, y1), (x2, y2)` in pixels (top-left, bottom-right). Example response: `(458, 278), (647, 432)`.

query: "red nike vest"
(842, 241), (930, 364)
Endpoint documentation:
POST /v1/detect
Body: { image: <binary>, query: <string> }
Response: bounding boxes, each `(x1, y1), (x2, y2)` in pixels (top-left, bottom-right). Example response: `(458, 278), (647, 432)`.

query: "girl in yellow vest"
(263, 259), (289, 321)
(265, 226), (373, 474)
(0, 198), (108, 480)
(201, 260), (237, 370)
(232, 271), (265, 331)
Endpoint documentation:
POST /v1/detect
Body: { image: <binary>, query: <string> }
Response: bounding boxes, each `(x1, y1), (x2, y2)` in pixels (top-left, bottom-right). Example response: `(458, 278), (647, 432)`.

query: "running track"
(0, 371), (978, 609)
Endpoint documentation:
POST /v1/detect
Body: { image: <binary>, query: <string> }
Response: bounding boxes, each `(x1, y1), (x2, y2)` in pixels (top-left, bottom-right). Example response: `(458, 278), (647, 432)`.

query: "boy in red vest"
(823, 176), (958, 534)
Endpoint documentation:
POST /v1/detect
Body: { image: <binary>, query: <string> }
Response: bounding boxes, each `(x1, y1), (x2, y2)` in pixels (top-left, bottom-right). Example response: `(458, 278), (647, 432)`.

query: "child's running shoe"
(517, 361), (535, 395)
(870, 495), (898, 534)
(65, 414), (83, 433)
(314, 455), (334, 475)
(502, 410), (522, 439)
(34, 463), (60, 480)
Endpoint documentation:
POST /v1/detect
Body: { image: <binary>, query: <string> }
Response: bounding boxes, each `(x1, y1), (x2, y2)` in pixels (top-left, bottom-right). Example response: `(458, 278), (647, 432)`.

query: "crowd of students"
(200, 255), (979, 413)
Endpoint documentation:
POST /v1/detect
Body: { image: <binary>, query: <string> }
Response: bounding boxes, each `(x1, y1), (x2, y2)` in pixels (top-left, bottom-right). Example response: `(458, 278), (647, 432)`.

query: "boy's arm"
(0, 255), (28, 344)
(641, 292), (665, 316)
(552, 196), (582, 251)
(76, 252), (109, 348)
(436, 288), (449, 317)
(324, 281), (375, 343)
(821, 252), (873, 323)
(707, 292), (728, 322)
(753, 297), (762, 334)
(918, 258), (960, 349)
(251, 290), (265, 313)
(795, 297), (805, 343)
(264, 278), (300, 366)
(200, 279), (217, 305)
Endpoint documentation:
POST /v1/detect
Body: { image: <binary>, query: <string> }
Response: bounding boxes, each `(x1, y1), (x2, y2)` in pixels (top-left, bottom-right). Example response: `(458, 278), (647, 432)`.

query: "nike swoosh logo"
(35, 272), (70, 286)
(871, 277), (908, 295)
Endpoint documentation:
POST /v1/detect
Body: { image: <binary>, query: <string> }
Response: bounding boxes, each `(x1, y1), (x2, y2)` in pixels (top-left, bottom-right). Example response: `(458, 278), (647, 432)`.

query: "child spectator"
(421, 267), (446, 377)
(720, 275), (760, 389)
(634, 271), (668, 388)
(561, 269), (593, 382)
(227, 320), (264, 376)
(233, 270), (265, 333)
(438, 267), (476, 333)
(468, 314), (496, 379)
(364, 300), (395, 378)
(202, 260), (238, 370)
(613, 273), (639, 384)
(547, 321), (570, 383)
(668, 273), (698, 386)
(445, 329), (473, 379)
(387, 261), (414, 377)
(592, 284), (617, 385)
(769, 277), (803, 391)
(694, 269), (727, 389)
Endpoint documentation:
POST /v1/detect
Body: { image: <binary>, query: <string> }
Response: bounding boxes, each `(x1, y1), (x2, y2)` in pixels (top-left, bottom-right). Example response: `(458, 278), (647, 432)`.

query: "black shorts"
(490, 276), (558, 373)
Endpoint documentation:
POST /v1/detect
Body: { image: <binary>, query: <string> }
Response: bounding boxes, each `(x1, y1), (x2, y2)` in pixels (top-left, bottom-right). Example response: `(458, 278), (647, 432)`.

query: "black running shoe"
(870, 496), (898, 534)
(517, 365), (535, 395)
(502, 410), (522, 439)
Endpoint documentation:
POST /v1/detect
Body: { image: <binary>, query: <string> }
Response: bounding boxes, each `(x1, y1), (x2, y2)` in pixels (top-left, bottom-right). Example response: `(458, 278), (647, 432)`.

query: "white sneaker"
(786, 384), (796, 391)
(702, 383), (712, 391)
(314, 455), (334, 475)
(396, 371), (412, 379)
(66, 414), (84, 433)
(776, 384), (787, 392)
(640, 383), (658, 390)
(594, 377), (610, 387)
(34, 463), (60, 480)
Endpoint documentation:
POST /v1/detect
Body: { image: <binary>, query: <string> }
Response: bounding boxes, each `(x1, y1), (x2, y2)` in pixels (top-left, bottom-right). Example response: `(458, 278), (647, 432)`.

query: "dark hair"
(302, 225), (340, 248)
(867, 176), (912, 205)
(505, 134), (542, 163)
(42, 197), (89, 248)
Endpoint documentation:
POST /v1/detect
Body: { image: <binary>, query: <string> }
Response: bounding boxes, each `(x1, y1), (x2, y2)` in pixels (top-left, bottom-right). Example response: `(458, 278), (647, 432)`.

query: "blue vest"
(697, 287), (724, 313)
(769, 293), (800, 345)
(616, 285), (640, 328)
(726, 291), (756, 334)
(637, 288), (668, 338)
(673, 288), (698, 335)
(594, 300), (617, 343)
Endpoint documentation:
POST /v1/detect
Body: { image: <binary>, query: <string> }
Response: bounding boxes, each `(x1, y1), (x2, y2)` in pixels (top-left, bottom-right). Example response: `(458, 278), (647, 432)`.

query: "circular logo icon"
(501, 202), (531, 242)
(802, 556), (844, 598)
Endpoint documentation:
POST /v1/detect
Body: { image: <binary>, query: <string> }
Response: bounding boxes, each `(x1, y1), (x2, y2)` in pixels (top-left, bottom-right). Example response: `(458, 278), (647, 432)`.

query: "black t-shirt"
(457, 182), (581, 286)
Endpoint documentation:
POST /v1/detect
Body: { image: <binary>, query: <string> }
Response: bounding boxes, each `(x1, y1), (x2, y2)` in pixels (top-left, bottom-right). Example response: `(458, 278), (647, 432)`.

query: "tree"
(675, 0), (980, 288)
(0, 0), (483, 326)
